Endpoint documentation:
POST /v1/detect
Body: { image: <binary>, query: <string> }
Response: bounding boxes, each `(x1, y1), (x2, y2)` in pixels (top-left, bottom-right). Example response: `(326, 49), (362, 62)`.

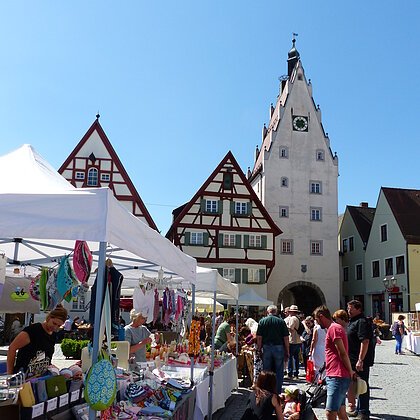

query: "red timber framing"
(166, 151), (282, 282)
(58, 117), (158, 230)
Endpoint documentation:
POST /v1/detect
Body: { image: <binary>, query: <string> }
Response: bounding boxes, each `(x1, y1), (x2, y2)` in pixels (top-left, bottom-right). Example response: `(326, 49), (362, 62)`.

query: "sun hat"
(289, 305), (299, 312)
(353, 377), (367, 396)
(284, 385), (299, 397)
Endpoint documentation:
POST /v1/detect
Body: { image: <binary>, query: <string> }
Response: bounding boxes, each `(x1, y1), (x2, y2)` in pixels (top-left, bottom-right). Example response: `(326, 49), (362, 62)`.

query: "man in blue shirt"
(256, 305), (290, 393)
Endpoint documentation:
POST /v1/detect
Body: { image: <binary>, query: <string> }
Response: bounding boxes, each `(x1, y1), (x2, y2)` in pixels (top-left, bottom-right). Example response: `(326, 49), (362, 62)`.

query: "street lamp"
(383, 276), (397, 324)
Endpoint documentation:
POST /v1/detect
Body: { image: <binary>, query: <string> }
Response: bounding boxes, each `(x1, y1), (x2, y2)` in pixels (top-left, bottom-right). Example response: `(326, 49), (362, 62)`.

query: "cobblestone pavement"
(214, 339), (420, 420)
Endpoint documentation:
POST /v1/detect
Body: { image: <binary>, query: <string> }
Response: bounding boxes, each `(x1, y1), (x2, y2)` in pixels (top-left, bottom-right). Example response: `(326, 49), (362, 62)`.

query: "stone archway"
(277, 281), (326, 317)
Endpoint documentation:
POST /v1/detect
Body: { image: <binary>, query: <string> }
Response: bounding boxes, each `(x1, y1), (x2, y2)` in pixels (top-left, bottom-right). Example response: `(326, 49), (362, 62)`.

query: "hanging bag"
(84, 279), (116, 411)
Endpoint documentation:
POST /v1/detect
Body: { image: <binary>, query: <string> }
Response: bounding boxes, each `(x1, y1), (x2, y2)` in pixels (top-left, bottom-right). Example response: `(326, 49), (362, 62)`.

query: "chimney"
(360, 202), (368, 208)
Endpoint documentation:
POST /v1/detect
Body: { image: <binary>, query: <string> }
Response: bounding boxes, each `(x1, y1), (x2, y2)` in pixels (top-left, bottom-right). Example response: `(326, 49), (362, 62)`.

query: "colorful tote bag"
(56, 256), (76, 303)
(73, 240), (92, 284)
(84, 283), (116, 411)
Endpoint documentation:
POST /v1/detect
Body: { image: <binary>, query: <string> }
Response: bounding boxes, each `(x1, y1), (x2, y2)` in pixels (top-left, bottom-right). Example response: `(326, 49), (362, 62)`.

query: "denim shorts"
(325, 376), (351, 412)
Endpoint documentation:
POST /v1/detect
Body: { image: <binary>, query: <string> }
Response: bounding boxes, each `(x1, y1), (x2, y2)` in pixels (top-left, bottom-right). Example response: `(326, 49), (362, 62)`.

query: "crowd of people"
(234, 300), (382, 420)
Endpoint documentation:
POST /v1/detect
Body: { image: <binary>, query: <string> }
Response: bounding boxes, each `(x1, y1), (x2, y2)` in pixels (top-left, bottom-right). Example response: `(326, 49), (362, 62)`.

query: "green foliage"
(61, 339), (90, 359)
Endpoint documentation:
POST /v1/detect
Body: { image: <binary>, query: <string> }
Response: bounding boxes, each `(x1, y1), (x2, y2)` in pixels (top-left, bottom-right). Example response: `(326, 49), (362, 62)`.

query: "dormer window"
(75, 171), (85, 180)
(101, 173), (111, 182)
(87, 168), (98, 186)
(316, 150), (325, 161)
(281, 177), (289, 187)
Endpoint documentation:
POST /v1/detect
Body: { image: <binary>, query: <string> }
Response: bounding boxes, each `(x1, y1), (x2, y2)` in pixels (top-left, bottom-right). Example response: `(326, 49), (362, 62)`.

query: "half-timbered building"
(166, 151), (281, 300)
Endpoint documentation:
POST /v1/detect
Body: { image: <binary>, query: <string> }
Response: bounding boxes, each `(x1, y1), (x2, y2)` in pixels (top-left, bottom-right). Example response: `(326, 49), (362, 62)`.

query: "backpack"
(296, 318), (305, 336)
(391, 321), (399, 336)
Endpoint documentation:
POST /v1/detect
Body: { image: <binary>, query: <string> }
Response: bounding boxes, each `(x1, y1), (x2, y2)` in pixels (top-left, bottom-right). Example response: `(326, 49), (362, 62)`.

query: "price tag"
(59, 393), (69, 407)
(70, 389), (80, 402)
(46, 397), (58, 412)
(31, 402), (45, 418)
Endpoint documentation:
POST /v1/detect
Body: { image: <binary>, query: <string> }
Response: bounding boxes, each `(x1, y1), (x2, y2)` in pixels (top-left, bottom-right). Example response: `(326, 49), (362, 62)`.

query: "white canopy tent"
(228, 288), (273, 307)
(0, 145), (197, 418)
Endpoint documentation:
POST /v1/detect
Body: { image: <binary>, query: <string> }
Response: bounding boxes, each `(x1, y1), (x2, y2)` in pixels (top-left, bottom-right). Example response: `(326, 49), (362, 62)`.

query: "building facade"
(166, 151), (281, 300)
(248, 40), (340, 315)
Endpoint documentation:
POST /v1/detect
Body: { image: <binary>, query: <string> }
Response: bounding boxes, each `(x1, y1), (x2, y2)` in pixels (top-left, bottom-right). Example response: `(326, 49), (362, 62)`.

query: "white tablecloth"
(194, 356), (238, 420)
(404, 332), (420, 354)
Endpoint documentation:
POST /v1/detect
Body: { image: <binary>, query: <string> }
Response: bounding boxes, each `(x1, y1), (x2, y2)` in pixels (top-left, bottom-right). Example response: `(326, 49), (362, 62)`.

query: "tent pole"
(235, 300), (239, 356)
(89, 241), (107, 420)
(190, 283), (196, 386)
(208, 290), (217, 420)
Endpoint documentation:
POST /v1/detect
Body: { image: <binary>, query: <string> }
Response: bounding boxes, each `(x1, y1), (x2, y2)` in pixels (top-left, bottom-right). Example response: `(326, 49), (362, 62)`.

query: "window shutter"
(259, 269), (266, 284)
(184, 232), (191, 245)
(246, 202), (252, 215)
(230, 201), (235, 215)
(218, 233), (224, 247)
(235, 235), (242, 248)
(244, 235), (249, 249)
(203, 232), (209, 246)
(218, 200), (223, 214)
(200, 199), (206, 212)
(242, 269), (248, 284)
(235, 269), (241, 284)
(261, 235), (267, 249)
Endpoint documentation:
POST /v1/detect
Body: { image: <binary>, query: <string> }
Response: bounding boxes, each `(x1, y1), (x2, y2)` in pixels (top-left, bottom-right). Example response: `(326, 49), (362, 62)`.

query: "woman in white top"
(309, 320), (327, 374)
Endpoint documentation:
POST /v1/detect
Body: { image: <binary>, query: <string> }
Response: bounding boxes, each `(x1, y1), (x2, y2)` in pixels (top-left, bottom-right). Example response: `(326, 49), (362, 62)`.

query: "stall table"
(404, 332), (420, 355)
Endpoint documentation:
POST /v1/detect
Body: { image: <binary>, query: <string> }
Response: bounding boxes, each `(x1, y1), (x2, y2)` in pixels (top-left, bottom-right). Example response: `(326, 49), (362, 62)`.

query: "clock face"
(293, 116), (308, 132)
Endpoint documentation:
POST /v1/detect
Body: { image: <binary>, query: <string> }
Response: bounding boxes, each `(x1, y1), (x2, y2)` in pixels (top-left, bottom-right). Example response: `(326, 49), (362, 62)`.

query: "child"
(281, 385), (299, 419)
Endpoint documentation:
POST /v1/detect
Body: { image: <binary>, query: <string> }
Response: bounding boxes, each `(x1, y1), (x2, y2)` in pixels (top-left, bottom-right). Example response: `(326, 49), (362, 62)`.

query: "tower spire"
(287, 34), (300, 77)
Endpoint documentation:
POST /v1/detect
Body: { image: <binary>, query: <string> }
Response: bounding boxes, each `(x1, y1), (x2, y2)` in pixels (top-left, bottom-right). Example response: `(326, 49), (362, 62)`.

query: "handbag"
(19, 382), (36, 407)
(45, 375), (67, 398)
(306, 358), (315, 383)
(84, 282), (116, 411)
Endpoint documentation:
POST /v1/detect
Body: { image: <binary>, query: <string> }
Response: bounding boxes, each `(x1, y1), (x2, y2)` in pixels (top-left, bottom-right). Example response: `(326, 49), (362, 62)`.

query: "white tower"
(249, 39), (340, 315)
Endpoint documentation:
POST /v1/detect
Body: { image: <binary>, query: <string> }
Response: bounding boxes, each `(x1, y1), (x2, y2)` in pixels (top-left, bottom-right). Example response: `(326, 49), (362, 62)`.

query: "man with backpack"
(285, 305), (303, 380)
(347, 300), (374, 420)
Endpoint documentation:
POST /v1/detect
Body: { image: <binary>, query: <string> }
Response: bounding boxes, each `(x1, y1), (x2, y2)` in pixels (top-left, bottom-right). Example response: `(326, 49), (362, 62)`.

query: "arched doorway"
(277, 281), (325, 317)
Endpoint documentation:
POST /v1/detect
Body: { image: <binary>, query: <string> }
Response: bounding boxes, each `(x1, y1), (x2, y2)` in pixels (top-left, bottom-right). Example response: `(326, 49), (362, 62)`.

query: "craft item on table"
(59, 368), (73, 379)
(140, 405), (172, 417)
(72, 240), (92, 284)
(188, 318), (201, 356)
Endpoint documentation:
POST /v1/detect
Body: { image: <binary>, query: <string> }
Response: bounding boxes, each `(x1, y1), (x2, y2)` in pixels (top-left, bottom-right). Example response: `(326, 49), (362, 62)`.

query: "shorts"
(325, 376), (351, 412)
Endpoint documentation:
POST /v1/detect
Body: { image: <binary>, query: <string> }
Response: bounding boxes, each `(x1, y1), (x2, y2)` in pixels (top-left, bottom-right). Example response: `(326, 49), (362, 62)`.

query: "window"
(72, 292), (86, 311)
(279, 206), (289, 218)
(235, 202), (248, 215)
(343, 267), (349, 282)
(372, 260), (380, 278)
(100, 173), (111, 182)
(223, 268), (235, 283)
(206, 200), (218, 213)
(310, 240), (323, 255)
(310, 207), (322, 221)
(281, 177), (289, 187)
(310, 181), (322, 194)
(316, 150), (324, 161)
(223, 234), (236, 247)
(75, 171), (85, 180)
(87, 168), (98, 186)
(223, 172), (233, 190)
(281, 239), (293, 254)
(280, 146), (289, 158)
(249, 235), (262, 248)
(248, 268), (264, 283)
(349, 237), (354, 252)
(342, 239), (348, 253)
(356, 264), (363, 280)
(380, 224), (388, 242)
(190, 232), (204, 245)
(385, 257), (393, 276)
(396, 256), (405, 274)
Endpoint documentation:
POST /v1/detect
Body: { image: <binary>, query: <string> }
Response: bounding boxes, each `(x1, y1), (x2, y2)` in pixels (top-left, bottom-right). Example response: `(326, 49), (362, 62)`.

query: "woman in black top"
(7, 305), (68, 377)
(241, 370), (284, 420)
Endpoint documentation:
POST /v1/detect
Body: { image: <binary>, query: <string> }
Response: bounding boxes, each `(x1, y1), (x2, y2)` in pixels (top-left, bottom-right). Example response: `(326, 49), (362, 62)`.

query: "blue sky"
(1, 2), (419, 234)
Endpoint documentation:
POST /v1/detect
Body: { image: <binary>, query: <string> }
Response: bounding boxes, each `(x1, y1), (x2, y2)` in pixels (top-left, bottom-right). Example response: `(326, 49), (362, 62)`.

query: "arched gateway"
(277, 281), (326, 317)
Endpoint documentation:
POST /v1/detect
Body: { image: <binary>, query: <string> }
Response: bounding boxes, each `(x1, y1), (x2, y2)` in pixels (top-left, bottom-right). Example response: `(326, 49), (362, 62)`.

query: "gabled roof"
(167, 150), (282, 237)
(382, 187), (420, 244)
(347, 205), (376, 243)
(58, 118), (158, 231)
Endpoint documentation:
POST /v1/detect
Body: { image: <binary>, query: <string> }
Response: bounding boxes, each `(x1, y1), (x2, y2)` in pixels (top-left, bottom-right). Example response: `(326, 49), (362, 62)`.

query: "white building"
(249, 39), (340, 315)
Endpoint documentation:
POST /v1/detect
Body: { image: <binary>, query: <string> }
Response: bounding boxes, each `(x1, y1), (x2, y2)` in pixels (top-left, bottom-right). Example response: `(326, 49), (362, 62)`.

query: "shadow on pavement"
(372, 415), (417, 420)
(373, 362), (408, 366)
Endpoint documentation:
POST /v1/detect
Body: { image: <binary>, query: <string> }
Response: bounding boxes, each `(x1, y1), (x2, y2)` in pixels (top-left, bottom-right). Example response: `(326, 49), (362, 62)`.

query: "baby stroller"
(294, 388), (316, 420)
(305, 364), (327, 409)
